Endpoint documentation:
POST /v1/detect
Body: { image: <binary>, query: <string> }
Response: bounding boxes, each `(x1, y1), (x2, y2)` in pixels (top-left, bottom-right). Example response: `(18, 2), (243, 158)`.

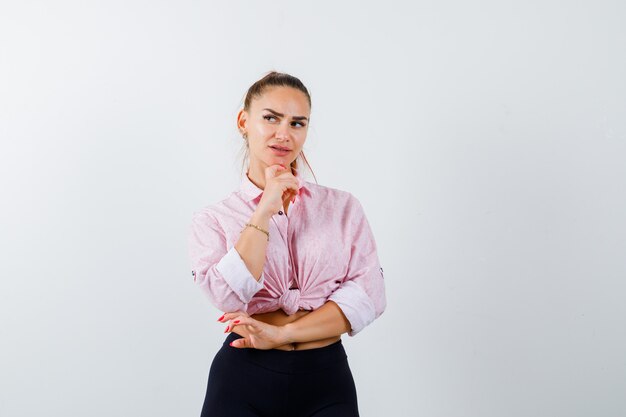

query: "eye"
(263, 115), (277, 122)
(292, 121), (306, 128)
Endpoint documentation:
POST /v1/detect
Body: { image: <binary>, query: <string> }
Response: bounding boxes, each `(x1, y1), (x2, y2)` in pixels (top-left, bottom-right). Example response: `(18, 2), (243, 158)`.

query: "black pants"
(201, 332), (360, 417)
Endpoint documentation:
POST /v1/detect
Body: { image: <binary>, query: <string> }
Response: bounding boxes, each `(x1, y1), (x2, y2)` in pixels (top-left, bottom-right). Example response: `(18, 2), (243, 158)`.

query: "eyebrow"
(262, 108), (309, 122)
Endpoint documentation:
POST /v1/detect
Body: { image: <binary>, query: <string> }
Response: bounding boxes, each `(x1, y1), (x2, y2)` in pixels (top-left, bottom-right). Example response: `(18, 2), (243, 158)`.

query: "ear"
(236, 109), (248, 136)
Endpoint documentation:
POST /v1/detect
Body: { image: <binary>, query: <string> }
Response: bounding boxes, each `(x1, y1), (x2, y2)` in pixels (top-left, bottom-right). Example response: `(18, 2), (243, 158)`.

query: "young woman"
(188, 71), (386, 417)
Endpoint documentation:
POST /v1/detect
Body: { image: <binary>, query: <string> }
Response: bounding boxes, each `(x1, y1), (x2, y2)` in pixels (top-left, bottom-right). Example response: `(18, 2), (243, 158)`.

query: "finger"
(274, 169), (298, 181)
(284, 185), (294, 194)
(278, 182), (297, 196)
(282, 192), (294, 207)
(284, 186), (298, 204)
(265, 165), (286, 180)
(230, 337), (251, 349)
(278, 179), (299, 193)
(217, 310), (249, 322)
(277, 182), (300, 200)
(223, 316), (249, 333)
(225, 319), (243, 333)
(230, 316), (258, 330)
(289, 181), (298, 201)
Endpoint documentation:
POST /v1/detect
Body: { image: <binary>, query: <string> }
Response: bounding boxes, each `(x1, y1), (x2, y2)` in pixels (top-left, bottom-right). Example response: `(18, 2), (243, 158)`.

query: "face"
(237, 86), (310, 175)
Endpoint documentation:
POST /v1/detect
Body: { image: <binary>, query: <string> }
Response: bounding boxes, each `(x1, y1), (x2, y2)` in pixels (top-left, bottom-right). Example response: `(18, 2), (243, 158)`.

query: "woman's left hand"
(219, 311), (291, 350)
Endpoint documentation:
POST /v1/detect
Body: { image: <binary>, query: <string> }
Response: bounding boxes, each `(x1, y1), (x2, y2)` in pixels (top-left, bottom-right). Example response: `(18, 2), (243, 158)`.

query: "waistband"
(222, 332), (348, 374)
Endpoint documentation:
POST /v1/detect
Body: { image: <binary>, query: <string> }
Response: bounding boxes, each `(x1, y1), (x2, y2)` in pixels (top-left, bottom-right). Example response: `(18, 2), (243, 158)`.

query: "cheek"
(254, 123), (273, 135)
(294, 134), (306, 145)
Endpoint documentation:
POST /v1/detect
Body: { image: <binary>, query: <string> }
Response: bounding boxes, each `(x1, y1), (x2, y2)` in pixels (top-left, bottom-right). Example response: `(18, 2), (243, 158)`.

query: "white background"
(1, 1), (625, 416)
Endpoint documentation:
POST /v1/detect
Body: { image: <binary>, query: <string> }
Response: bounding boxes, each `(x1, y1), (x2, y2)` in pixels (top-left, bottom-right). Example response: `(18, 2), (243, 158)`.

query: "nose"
(275, 121), (291, 141)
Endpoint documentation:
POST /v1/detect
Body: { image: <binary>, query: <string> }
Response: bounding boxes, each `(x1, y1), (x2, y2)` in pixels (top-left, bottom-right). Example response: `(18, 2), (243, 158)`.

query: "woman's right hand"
(256, 164), (299, 216)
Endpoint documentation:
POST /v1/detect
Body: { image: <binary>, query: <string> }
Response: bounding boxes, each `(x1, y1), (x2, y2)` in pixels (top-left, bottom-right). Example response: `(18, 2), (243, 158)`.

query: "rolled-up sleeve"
(328, 196), (387, 336)
(188, 211), (265, 313)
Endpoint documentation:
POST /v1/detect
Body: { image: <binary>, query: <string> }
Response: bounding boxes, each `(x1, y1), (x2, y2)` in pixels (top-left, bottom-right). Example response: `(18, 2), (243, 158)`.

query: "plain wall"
(1, 0), (625, 416)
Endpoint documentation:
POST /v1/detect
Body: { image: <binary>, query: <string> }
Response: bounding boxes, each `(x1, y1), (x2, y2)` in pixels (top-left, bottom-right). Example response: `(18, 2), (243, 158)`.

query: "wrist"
(251, 207), (273, 223)
(281, 322), (296, 345)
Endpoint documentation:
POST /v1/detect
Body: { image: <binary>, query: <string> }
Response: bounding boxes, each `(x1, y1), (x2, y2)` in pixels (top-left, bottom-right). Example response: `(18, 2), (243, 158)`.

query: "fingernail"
(233, 320), (240, 324)
(224, 326), (230, 333)
(229, 341), (234, 347)
(217, 314), (225, 322)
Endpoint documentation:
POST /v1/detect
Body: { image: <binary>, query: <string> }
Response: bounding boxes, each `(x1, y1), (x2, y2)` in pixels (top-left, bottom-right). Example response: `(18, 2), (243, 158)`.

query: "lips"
(269, 145), (291, 151)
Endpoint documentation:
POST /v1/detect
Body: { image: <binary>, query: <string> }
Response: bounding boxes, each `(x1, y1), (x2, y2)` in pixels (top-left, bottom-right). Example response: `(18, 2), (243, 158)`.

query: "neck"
(247, 160), (267, 190)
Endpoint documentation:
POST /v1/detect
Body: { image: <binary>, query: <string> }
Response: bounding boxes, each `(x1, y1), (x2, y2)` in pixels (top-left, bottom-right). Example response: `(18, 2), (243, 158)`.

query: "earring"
(242, 132), (248, 140)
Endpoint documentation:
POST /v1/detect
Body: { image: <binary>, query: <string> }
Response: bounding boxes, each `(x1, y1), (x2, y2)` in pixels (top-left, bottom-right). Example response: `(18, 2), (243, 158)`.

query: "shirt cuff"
(328, 280), (376, 337)
(215, 246), (265, 304)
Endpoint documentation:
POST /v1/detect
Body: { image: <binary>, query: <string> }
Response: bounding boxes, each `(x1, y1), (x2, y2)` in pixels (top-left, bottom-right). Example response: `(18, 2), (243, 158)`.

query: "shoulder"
(190, 191), (240, 228)
(301, 180), (368, 228)
(302, 180), (360, 207)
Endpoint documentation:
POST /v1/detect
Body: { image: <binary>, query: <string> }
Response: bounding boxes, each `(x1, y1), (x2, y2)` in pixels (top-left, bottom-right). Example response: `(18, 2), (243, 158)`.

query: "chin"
(269, 158), (295, 166)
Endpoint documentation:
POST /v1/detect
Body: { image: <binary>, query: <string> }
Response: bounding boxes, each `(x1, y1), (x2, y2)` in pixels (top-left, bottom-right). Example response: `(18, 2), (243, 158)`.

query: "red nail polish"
(233, 320), (240, 324)
(224, 326), (230, 333)
(217, 314), (225, 322)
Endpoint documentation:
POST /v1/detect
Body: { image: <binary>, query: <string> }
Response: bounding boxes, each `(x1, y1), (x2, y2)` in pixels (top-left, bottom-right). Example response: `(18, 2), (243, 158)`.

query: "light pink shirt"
(188, 172), (386, 336)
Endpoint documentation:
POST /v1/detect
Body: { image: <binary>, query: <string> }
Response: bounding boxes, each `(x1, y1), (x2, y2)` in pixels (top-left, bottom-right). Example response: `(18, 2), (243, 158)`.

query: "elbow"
(195, 267), (249, 313)
(374, 286), (387, 320)
(199, 281), (248, 313)
(350, 295), (385, 337)
(327, 278), (387, 337)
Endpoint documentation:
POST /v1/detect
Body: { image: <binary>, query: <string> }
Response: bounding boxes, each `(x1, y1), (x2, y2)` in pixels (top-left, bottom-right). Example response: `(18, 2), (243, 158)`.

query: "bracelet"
(242, 223), (269, 241)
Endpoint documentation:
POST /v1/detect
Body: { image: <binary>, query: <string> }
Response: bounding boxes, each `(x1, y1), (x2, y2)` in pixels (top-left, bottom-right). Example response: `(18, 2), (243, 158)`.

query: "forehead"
(250, 86), (310, 115)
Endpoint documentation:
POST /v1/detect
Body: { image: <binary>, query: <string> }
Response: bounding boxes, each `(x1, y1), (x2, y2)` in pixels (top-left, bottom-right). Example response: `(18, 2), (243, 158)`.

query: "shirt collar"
(240, 171), (308, 202)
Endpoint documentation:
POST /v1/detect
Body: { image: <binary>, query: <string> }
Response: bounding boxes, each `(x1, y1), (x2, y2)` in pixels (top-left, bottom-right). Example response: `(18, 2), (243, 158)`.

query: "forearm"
(234, 209), (272, 281)
(282, 300), (351, 344)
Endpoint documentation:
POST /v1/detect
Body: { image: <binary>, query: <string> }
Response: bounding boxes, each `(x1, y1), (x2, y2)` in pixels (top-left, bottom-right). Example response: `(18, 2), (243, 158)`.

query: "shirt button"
(278, 210), (283, 215)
